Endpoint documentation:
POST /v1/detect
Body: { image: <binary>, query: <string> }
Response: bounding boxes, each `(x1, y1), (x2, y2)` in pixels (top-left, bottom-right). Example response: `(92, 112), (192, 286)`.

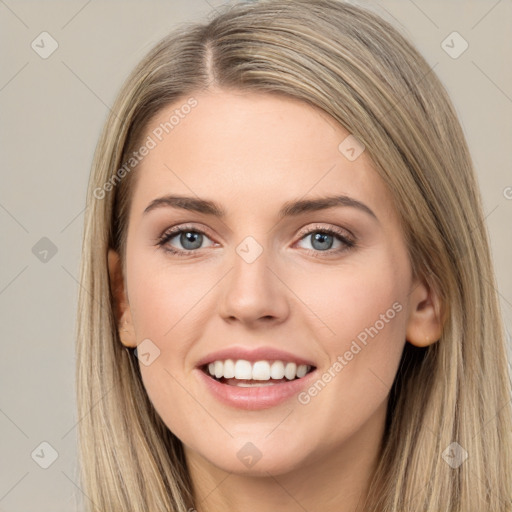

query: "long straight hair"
(76, 1), (512, 510)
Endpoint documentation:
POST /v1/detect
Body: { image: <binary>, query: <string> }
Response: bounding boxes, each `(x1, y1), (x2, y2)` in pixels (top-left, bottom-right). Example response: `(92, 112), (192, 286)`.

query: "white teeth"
(236, 381), (276, 387)
(234, 360), (253, 380)
(205, 359), (313, 381)
(284, 362), (297, 380)
(223, 359), (235, 379)
(214, 360), (224, 379)
(252, 361), (270, 380)
(297, 364), (308, 378)
(270, 361), (285, 379)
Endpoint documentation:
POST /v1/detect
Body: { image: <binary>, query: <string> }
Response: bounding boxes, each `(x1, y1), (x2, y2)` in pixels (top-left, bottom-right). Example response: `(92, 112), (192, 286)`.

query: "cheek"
(126, 257), (220, 424)
(128, 266), (212, 439)
(294, 253), (409, 431)
(128, 254), (211, 343)
(295, 254), (407, 352)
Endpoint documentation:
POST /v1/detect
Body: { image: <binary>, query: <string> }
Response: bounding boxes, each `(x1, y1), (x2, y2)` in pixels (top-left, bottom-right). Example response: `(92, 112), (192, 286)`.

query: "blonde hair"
(76, 1), (512, 510)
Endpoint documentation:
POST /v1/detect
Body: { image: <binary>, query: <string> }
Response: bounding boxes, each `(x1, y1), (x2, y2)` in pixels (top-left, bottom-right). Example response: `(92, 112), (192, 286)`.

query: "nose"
(218, 244), (291, 328)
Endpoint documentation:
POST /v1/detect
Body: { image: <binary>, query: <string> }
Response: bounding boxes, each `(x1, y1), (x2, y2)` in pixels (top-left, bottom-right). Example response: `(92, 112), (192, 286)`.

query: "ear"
(406, 277), (443, 347)
(107, 249), (137, 348)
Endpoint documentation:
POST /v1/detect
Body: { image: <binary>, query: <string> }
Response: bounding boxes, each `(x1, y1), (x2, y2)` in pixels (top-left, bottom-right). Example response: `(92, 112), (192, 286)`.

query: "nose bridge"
(232, 235), (271, 288)
(218, 234), (290, 323)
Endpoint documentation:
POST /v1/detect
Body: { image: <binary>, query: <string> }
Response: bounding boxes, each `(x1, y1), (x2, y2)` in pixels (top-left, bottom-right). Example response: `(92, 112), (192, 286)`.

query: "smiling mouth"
(201, 359), (316, 387)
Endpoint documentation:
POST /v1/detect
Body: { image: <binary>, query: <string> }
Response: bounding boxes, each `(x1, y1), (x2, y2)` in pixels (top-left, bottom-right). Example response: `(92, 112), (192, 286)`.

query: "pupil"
(177, 231), (333, 251)
(181, 231), (202, 250)
(312, 232), (332, 251)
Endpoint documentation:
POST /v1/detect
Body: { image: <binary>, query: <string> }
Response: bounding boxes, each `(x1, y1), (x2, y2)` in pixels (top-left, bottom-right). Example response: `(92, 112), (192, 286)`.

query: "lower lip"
(195, 368), (317, 410)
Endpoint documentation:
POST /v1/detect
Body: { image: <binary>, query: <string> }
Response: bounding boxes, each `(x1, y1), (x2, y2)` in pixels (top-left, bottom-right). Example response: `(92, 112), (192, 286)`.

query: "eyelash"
(155, 223), (356, 258)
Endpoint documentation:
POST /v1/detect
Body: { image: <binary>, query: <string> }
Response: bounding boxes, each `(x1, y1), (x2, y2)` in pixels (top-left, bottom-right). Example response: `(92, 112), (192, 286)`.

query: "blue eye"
(156, 224), (355, 257)
(302, 231), (339, 251)
(294, 225), (356, 258)
(156, 226), (215, 255)
(170, 231), (204, 250)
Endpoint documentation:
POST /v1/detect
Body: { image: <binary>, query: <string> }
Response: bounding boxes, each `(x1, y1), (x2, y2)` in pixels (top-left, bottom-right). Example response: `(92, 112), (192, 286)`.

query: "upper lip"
(195, 346), (316, 368)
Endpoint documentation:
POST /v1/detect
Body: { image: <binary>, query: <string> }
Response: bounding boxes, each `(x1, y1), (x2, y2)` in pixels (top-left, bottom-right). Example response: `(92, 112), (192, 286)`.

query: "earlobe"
(107, 249), (137, 348)
(406, 278), (443, 348)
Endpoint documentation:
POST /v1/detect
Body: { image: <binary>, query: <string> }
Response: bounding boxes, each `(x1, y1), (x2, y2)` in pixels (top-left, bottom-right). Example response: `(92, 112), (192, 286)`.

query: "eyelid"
(294, 222), (355, 243)
(156, 223), (217, 242)
(156, 222), (357, 256)
(292, 223), (356, 257)
(157, 222), (354, 242)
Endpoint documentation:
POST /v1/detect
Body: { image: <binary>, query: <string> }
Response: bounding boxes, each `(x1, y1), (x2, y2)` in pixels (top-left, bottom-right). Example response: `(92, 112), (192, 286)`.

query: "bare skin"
(108, 89), (442, 512)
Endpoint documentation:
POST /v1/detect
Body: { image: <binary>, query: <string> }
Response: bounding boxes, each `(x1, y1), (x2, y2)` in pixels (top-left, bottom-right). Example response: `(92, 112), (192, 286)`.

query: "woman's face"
(110, 89), (435, 476)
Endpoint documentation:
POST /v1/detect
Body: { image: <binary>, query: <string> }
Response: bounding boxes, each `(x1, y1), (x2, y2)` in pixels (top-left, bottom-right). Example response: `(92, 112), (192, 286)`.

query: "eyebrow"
(143, 194), (377, 220)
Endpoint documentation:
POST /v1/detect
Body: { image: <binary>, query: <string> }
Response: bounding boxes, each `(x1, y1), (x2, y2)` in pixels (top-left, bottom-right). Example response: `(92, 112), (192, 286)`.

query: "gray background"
(1, 0), (511, 510)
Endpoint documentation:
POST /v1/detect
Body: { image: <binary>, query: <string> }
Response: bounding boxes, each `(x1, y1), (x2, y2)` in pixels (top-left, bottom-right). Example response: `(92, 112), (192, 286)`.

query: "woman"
(76, 0), (512, 510)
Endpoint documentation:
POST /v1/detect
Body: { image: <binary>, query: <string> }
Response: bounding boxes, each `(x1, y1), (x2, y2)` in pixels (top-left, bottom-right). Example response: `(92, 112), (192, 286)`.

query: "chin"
(190, 438), (311, 477)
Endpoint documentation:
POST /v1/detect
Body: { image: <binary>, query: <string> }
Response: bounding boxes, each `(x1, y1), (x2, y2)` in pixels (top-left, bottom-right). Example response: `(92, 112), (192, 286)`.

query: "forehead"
(129, 89), (395, 221)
